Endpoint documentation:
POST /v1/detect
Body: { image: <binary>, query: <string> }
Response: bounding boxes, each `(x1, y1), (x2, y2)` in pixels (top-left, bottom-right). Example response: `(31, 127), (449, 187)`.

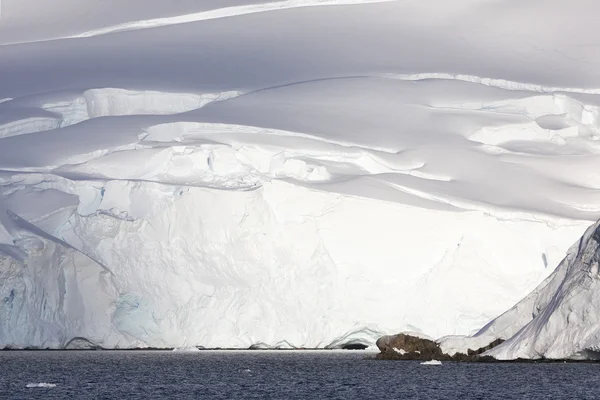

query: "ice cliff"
(1, 0), (600, 349)
(2, 175), (587, 349)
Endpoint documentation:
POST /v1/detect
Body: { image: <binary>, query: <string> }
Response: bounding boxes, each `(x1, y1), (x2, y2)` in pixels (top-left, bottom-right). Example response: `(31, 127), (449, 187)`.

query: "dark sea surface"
(1, 350), (599, 399)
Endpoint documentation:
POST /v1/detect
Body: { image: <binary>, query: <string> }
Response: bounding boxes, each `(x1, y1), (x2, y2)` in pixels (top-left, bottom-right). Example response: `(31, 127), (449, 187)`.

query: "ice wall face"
(0, 175), (589, 349)
(2, 0), (600, 349)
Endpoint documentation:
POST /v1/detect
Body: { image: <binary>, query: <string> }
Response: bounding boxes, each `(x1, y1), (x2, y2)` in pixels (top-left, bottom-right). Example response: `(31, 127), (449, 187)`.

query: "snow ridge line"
(380, 179), (585, 225)
(69, 0), (397, 39)
(384, 73), (600, 95)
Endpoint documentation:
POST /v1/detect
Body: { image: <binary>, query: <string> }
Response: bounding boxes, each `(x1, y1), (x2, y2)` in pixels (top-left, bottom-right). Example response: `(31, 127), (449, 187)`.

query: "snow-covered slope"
(486, 220), (600, 360)
(1, 0), (599, 349)
(440, 220), (600, 360)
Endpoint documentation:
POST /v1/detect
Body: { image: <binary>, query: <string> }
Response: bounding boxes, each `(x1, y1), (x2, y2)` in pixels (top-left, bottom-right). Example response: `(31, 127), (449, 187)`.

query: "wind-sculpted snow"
(0, 88), (241, 138)
(387, 73), (600, 95)
(69, 0), (399, 39)
(0, 0), (397, 45)
(1, 0), (600, 350)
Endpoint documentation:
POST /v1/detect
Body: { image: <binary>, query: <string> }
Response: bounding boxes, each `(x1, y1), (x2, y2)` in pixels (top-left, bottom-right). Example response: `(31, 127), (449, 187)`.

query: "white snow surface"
(1, 0), (600, 350)
(440, 220), (600, 360)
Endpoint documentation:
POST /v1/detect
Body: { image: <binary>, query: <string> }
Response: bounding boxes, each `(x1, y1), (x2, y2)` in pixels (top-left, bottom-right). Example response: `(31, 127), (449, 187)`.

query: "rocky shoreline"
(375, 333), (502, 362)
(2, 332), (597, 363)
(0, 346), (369, 351)
(374, 333), (600, 363)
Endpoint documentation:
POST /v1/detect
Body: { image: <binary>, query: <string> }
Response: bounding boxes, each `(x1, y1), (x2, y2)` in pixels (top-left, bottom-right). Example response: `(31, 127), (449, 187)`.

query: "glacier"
(1, 0), (600, 350)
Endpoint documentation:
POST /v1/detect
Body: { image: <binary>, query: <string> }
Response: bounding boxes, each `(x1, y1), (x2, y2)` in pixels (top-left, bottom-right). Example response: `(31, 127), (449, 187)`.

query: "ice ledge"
(385, 73), (600, 95)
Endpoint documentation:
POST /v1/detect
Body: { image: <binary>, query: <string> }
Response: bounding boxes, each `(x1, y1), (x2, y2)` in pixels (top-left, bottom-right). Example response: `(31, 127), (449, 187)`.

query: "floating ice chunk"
(420, 360), (442, 365)
(26, 383), (57, 388)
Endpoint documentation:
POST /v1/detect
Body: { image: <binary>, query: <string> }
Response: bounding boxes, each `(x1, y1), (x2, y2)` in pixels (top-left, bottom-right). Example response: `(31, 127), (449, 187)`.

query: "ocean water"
(1, 350), (600, 399)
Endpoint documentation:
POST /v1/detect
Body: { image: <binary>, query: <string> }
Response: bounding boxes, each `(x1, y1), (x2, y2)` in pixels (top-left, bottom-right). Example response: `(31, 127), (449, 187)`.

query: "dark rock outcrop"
(375, 333), (502, 362)
(467, 338), (504, 356)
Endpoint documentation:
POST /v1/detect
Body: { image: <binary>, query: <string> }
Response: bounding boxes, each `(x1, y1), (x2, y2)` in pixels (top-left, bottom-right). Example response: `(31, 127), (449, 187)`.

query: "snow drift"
(1, 0), (600, 349)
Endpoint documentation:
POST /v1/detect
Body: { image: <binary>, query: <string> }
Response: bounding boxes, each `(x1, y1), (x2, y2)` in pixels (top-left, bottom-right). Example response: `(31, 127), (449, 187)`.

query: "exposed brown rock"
(375, 333), (503, 362)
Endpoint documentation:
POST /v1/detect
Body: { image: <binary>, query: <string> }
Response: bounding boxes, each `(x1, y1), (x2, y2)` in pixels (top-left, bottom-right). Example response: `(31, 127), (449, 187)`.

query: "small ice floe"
(26, 383), (57, 388)
(420, 360), (442, 365)
(241, 369), (251, 373)
(172, 346), (200, 352)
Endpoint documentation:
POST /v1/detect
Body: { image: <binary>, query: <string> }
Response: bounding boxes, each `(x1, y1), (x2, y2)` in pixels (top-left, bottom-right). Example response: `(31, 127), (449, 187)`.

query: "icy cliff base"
(441, 220), (600, 360)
